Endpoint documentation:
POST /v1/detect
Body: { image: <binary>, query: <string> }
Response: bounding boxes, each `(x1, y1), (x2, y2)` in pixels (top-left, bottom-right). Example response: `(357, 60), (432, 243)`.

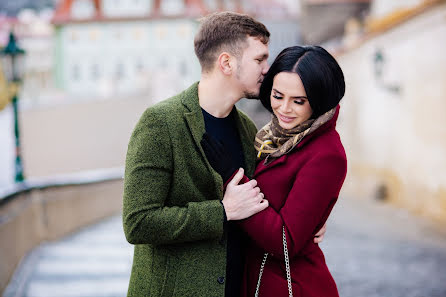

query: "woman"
(203, 45), (346, 297)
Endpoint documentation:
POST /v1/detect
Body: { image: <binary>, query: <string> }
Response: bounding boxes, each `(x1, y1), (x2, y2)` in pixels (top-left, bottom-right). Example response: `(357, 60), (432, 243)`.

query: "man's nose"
(262, 62), (269, 74)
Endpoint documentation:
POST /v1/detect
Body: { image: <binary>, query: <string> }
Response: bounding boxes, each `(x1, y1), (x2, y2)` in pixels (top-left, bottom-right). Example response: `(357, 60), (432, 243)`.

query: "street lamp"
(0, 31), (26, 182)
(373, 49), (384, 80)
(373, 48), (401, 94)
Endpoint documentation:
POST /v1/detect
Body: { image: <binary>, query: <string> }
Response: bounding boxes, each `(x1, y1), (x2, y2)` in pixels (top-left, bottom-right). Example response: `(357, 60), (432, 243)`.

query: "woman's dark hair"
(259, 45), (345, 118)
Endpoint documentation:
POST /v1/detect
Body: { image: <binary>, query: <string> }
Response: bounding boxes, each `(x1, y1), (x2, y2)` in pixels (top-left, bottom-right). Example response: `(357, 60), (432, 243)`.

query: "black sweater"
(202, 107), (246, 297)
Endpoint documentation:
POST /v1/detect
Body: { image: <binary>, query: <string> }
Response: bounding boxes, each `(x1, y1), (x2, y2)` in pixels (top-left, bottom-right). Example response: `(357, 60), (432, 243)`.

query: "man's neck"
(198, 76), (240, 118)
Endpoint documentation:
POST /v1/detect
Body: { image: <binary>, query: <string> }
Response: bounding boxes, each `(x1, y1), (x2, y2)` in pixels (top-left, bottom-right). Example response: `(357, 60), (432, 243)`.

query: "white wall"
(370, 0), (424, 18)
(59, 19), (200, 99)
(336, 3), (446, 220)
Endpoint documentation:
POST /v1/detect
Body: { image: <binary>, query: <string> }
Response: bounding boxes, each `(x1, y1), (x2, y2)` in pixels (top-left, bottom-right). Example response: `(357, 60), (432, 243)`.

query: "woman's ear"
(217, 52), (233, 75)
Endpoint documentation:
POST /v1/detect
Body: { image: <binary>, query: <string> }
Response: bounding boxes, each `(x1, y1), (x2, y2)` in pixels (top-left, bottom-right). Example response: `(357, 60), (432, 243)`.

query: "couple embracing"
(123, 11), (346, 297)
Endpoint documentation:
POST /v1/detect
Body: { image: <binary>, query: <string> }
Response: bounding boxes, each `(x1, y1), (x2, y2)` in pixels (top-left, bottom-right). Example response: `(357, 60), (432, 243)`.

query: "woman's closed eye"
(273, 95), (305, 105)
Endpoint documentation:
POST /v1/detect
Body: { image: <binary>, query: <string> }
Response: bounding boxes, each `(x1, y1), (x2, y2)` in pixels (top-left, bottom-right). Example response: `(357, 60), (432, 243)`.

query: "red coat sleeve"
(239, 152), (347, 258)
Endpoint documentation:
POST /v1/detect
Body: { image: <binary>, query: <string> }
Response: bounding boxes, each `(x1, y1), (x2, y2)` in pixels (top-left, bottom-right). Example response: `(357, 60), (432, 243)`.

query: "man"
(123, 12), (324, 297)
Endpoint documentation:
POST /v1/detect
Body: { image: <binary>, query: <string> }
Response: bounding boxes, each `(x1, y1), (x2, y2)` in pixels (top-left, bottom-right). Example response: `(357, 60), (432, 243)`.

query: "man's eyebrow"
(256, 53), (269, 59)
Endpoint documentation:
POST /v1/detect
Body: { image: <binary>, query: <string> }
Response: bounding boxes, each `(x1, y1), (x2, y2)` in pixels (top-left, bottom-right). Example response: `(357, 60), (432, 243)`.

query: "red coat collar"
(296, 105), (340, 149)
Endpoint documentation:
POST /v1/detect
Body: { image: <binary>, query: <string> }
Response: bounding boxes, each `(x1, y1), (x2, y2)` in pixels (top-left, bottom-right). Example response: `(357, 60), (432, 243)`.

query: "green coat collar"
(181, 82), (256, 179)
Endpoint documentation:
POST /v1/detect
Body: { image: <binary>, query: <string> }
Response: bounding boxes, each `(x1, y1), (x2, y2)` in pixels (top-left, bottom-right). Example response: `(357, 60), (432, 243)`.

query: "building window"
(91, 63), (100, 80)
(177, 24), (191, 39)
(133, 28), (144, 40)
(161, 0), (184, 15)
(71, 0), (96, 19)
(136, 58), (144, 73)
(158, 59), (167, 69)
(114, 30), (122, 40)
(70, 31), (79, 42)
(116, 62), (125, 79)
(72, 64), (80, 81)
(155, 25), (167, 40)
(89, 29), (100, 41)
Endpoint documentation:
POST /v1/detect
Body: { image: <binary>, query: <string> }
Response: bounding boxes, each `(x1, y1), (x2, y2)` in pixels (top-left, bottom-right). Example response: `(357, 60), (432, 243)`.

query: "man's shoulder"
(138, 92), (187, 126)
(146, 93), (183, 115)
(141, 82), (199, 120)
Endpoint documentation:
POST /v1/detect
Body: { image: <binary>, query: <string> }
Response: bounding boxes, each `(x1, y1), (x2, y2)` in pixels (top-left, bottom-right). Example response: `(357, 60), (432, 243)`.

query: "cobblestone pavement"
(323, 197), (446, 297)
(4, 197), (446, 297)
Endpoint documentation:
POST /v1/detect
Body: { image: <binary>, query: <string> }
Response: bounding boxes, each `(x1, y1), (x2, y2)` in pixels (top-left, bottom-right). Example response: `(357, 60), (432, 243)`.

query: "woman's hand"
(314, 223), (327, 243)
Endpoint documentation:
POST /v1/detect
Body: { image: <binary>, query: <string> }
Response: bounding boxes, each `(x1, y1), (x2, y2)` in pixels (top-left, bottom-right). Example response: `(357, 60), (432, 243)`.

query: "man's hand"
(222, 168), (268, 220)
(314, 223), (327, 244)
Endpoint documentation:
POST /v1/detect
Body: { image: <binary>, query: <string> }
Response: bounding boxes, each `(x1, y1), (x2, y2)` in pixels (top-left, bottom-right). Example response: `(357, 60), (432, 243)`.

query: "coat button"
(217, 276), (225, 284)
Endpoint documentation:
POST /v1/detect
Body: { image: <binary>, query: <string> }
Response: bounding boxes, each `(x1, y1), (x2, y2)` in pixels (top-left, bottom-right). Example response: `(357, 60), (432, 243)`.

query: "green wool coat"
(123, 82), (258, 297)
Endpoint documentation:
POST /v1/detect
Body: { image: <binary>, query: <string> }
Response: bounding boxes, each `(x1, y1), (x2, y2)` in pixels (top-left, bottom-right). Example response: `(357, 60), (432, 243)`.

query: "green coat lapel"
(181, 82), (206, 162)
(182, 83), (223, 196)
(181, 82), (257, 187)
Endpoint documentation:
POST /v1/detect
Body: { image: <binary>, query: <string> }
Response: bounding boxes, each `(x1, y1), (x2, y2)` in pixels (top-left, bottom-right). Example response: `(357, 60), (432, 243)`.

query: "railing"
(0, 167), (125, 293)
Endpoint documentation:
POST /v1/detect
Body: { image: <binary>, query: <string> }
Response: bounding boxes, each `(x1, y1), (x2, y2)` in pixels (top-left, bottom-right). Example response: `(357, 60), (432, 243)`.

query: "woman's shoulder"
(303, 128), (345, 156)
(289, 129), (347, 177)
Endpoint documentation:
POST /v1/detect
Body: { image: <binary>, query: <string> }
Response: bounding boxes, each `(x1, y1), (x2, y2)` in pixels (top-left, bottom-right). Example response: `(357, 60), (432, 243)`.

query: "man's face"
(235, 36), (269, 99)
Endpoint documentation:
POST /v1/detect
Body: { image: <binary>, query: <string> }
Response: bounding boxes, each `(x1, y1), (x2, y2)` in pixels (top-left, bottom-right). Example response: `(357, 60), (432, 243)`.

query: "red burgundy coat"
(239, 106), (347, 297)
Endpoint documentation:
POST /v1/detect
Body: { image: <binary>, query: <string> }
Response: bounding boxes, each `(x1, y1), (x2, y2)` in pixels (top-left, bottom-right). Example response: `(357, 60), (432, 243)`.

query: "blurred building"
(333, 0), (446, 222)
(52, 0), (201, 100)
(298, 0), (371, 45)
(16, 10), (56, 106)
(0, 11), (56, 185)
(51, 0), (301, 100)
(9, 0), (300, 182)
(0, 0), (57, 17)
(0, 12), (56, 106)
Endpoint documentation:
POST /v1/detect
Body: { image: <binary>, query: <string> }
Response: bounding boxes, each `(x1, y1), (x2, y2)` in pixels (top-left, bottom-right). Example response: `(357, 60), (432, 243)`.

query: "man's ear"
(217, 52), (234, 75)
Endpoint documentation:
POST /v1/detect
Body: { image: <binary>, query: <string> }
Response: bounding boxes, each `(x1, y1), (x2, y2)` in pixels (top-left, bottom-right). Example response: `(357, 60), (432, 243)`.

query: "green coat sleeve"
(123, 108), (224, 245)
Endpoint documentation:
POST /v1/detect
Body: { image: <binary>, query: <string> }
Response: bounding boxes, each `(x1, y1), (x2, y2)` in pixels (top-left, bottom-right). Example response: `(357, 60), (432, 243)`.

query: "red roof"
(53, 0), (101, 24)
(304, 0), (371, 4)
(53, 0), (222, 24)
(52, 0), (289, 25)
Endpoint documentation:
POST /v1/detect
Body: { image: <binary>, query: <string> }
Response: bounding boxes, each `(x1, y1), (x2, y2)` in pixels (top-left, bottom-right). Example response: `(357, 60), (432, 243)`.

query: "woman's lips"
(278, 114), (295, 123)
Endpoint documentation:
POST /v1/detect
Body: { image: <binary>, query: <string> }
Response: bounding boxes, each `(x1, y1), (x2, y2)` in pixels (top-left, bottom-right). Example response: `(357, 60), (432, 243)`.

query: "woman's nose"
(280, 100), (292, 113)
